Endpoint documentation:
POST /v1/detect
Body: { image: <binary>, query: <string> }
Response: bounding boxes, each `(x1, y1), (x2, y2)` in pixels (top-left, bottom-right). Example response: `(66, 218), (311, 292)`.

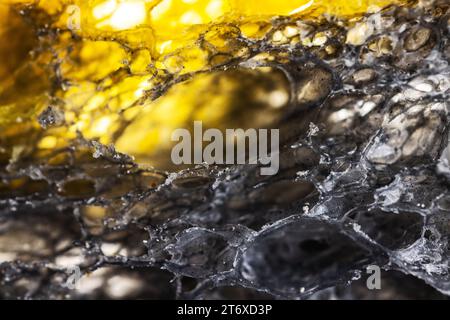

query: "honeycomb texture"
(0, 0), (449, 299)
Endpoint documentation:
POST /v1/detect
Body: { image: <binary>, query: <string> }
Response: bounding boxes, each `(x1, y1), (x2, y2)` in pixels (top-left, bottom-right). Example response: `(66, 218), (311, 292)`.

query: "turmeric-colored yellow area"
(0, 0), (405, 168)
(67, 0), (403, 54)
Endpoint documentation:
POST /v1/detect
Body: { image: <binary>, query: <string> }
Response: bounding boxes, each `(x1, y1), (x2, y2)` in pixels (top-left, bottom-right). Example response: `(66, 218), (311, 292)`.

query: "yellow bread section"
(0, 0), (405, 167)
